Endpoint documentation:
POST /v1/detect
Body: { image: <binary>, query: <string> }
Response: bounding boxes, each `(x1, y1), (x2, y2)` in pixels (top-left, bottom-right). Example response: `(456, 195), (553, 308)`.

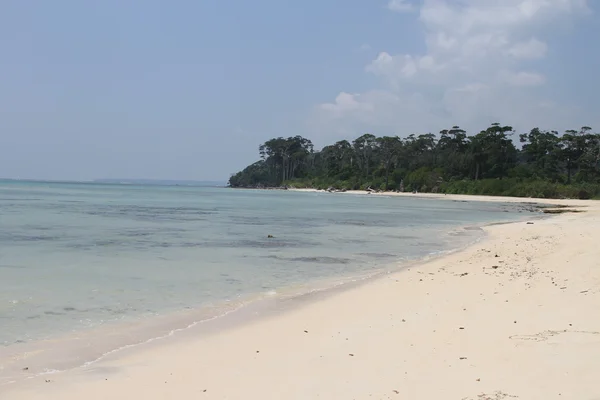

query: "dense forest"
(229, 124), (600, 199)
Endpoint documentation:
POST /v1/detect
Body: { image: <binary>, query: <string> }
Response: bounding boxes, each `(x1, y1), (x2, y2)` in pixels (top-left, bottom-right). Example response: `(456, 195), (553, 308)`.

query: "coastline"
(4, 195), (600, 399)
(287, 187), (591, 207)
(0, 215), (494, 387)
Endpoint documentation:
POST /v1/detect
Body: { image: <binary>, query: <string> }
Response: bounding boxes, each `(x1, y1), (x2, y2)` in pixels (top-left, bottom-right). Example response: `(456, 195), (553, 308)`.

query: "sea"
(0, 180), (535, 384)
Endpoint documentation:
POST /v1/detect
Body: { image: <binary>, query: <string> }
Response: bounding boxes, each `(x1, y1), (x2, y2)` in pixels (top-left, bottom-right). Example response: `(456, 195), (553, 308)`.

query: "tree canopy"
(229, 124), (600, 199)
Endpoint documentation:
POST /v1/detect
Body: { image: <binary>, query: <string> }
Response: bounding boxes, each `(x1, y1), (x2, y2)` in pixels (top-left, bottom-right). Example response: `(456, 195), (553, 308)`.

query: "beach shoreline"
(3, 194), (599, 400)
(0, 212), (498, 387)
(287, 187), (591, 206)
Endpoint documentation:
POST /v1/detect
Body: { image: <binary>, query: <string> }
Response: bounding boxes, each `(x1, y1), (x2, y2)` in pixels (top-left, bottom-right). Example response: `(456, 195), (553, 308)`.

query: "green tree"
(376, 136), (403, 190)
(352, 134), (377, 179)
(229, 123), (600, 199)
(469, 123), (517, 180)
(259, 136), (314, 184)
(519, 128), (561, 180)
(438, 126), (469, 179)
(560, 128), (588, 184)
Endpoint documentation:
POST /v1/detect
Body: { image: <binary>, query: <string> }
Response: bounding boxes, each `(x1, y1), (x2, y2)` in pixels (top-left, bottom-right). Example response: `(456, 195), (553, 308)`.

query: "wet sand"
(3, 194), (600, 400)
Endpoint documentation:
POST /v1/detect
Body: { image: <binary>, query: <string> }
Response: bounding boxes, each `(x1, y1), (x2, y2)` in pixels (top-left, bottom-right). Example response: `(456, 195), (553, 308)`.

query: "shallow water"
(0, 181), (530, 352)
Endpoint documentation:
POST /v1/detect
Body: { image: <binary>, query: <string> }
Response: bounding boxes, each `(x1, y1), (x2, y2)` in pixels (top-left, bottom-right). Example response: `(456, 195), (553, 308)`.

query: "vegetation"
(228, 124), (600, 199)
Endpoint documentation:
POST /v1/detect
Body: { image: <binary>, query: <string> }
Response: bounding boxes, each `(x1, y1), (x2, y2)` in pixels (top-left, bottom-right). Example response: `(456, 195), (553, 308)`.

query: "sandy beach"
(4, 194), (600, 400)
(289, 187), (597, 205)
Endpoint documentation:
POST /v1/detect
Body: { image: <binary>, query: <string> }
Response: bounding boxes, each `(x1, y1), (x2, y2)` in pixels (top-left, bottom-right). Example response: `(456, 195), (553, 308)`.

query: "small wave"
(267, 255), (350, 264)
(80, 304), (247, 368)
(358, 252), (397, 259)
(0, 233), (63, 243)
(43, 311), (65, 316)
(0, 265), (26, 269)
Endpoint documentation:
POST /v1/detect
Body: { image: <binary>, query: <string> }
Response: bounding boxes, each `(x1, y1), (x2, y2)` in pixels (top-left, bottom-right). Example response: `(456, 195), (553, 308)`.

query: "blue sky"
(0, 0), (598, 181)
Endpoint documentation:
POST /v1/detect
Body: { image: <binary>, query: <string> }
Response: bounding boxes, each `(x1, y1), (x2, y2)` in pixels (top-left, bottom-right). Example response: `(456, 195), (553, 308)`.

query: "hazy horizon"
(0, 177), (227, 185)
(1, 1), (598, 182)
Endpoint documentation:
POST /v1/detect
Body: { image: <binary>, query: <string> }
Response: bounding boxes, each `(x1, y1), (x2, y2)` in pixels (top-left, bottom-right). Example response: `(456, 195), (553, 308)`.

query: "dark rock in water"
(267, 234), (274, 238)
(291, 256), (349, 264)
(543, 208), (583, 214)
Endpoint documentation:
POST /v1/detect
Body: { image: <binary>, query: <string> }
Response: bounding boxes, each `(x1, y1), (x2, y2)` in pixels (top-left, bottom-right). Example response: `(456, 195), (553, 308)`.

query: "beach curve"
(3, 194), (600, 400)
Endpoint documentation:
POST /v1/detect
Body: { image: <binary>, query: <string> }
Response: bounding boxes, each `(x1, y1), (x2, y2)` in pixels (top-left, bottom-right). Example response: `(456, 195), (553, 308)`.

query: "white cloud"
(313, 90), (447, 141)
(313, 0), (590, 139)
(388, 0), (414, 12)
(319, 92), (374, 117)
(507, 38), (548, 59)
(502, 71), (546, 86)
(366, 53), (418, 88)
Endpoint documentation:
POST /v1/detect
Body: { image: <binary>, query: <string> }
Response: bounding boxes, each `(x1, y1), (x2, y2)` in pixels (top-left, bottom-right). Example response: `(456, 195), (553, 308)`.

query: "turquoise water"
(0, 181), (529, 348)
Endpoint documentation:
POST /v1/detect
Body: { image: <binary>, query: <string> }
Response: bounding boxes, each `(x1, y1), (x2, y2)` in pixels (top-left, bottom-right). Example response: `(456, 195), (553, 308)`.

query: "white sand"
(290, 187), (591, 206)
(4, 195), (600, 400)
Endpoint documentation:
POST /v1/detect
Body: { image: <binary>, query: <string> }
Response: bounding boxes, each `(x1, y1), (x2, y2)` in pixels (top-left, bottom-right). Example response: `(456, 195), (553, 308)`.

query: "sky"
(0, 0), (598, 181)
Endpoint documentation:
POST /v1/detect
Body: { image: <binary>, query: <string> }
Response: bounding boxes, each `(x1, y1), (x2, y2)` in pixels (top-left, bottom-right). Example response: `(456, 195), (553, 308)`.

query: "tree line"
(228, 124), (600, 199)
